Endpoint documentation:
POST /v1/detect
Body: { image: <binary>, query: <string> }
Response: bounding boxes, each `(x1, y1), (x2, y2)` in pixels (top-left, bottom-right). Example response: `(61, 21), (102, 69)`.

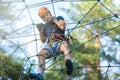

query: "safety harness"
(48, 33), (68, 46)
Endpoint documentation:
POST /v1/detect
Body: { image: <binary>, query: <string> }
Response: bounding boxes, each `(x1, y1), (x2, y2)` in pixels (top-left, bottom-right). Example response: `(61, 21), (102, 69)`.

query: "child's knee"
(39, 49), (50, 58)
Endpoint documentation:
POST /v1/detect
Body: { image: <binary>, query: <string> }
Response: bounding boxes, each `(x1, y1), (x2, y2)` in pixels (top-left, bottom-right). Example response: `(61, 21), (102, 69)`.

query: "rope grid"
(0, 0), (120, 80)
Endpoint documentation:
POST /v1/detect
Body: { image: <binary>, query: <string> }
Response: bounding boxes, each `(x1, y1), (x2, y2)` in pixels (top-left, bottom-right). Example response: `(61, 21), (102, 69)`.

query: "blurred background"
(0, 0), (120, 80)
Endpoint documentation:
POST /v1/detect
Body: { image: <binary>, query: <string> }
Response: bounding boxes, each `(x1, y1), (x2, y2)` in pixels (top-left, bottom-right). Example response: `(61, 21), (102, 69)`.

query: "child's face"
(41, 12), (52, 22)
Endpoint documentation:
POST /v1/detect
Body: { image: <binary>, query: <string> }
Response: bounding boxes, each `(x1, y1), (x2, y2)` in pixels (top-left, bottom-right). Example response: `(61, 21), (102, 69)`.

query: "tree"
(46, 0), (120, 80)
(0, 0), (15, 22)
(0, 0), (16, 40)
(0, 1), (31, 79)
(0, 49), (30, 80)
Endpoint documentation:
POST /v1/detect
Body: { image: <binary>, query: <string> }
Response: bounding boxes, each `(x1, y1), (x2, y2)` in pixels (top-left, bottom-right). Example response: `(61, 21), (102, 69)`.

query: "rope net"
(0, 0), (120, 80)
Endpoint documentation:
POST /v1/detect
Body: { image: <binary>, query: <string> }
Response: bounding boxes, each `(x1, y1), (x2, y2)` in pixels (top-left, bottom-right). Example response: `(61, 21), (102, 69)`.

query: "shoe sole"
(65, 60), (73, 75)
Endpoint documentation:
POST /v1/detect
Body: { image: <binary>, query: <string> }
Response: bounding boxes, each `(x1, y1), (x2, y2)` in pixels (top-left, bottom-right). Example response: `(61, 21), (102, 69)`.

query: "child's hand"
(36, 23), (43, 32)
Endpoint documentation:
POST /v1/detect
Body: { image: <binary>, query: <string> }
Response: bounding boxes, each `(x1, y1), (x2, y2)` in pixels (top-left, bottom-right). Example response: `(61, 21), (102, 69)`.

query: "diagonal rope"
(0, 0), (120, 80)
(68, 1), (99, 34)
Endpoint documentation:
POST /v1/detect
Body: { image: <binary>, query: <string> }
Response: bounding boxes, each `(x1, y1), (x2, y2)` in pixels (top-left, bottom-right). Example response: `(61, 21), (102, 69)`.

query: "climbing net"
(0, 0), (120, 80)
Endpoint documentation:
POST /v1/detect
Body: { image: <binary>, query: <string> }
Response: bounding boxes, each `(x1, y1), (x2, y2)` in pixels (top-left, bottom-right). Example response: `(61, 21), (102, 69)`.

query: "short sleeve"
(57, 16), (64, 21)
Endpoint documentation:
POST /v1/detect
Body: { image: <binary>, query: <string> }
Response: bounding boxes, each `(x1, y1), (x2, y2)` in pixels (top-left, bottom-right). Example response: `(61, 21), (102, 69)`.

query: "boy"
(30, 7), (73, 80)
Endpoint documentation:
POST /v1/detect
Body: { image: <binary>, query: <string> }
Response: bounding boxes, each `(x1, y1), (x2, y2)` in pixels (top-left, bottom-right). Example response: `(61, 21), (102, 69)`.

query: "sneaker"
(65, 59), (73, 75)
(29, 73), (44, 80)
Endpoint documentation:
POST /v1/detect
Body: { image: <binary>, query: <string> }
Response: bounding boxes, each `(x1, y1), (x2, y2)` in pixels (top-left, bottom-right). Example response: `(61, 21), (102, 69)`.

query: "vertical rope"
(51, 0), (56, 17)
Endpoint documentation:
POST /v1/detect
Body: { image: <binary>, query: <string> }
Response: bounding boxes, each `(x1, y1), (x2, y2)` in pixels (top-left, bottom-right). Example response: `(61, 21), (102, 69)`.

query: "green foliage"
(58, 0), (120, 80)
(0, 50), (30, 80)
(44, 55), (69, 80)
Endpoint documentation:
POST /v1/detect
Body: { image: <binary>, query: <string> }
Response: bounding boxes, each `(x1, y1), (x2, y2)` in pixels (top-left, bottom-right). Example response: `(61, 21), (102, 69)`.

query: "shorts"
(42, 41), (62, 57)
